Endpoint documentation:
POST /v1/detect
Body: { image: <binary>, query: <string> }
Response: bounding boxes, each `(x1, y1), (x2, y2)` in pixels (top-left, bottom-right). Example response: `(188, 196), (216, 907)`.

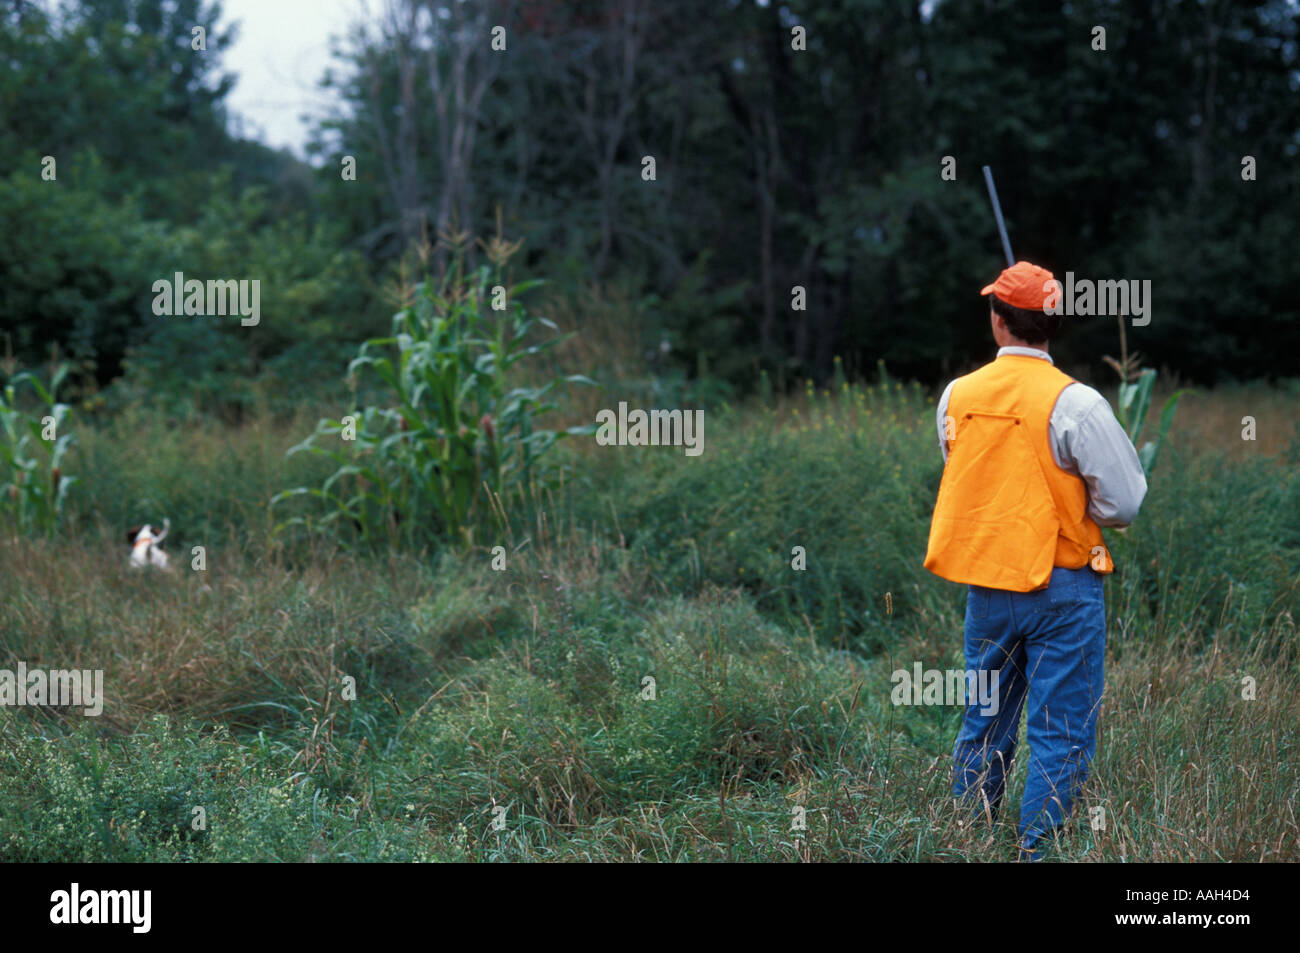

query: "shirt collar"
(997, 345), (1053, 365)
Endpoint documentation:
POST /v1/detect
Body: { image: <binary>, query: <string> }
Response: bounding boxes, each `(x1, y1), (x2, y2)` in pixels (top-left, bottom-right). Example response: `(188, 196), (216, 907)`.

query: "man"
(924, 260), (1148, 860)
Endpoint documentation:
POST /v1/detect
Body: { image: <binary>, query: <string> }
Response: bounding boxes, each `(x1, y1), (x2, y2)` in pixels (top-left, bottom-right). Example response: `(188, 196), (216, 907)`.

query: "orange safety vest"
(923, 354), (1113, 592)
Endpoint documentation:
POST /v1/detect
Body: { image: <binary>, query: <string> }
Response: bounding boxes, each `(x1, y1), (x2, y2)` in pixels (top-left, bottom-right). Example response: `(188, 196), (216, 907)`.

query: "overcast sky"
(219, 0), (364, 159)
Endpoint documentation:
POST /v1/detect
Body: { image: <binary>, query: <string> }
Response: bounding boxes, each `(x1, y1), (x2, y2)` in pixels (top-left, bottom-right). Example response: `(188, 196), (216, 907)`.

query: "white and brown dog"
(127, 518), (170, 570)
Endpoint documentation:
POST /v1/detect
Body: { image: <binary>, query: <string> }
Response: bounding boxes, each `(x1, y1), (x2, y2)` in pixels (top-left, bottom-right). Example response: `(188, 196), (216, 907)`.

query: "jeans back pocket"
(1045, 569), (1083, 614)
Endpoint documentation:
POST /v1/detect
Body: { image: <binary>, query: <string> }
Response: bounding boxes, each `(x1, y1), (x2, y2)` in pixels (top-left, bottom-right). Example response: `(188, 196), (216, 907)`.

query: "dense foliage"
(3, 0), (1297, 410)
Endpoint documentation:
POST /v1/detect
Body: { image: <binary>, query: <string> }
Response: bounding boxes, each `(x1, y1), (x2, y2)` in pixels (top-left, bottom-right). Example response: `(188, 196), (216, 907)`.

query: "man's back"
(925, 350), (1131, 591)
(935, 347), (1147, 532)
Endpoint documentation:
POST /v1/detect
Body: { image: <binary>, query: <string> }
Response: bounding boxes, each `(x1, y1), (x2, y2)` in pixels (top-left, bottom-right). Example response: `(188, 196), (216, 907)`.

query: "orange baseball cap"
(980, 261), (1056, 311)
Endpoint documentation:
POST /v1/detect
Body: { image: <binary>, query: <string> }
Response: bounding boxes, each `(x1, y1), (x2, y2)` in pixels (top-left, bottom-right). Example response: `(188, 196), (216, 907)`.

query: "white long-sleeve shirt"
(936, 346), (1148, 528)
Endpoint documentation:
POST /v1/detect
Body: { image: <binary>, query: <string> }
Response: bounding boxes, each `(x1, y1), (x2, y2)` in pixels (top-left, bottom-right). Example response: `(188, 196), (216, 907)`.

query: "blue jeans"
(952, 565), (1106, 850)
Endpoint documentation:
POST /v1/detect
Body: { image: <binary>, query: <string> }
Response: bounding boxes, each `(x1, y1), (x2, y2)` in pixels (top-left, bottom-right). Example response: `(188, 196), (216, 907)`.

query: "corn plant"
(1104, 317), (1192, 477)
(273, 230), (593, 549)
(0, 365), (76, 537)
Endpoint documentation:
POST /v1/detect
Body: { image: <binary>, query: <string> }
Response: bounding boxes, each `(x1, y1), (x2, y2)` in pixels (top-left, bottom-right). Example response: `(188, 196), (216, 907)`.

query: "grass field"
(2, 377), (1297, 861)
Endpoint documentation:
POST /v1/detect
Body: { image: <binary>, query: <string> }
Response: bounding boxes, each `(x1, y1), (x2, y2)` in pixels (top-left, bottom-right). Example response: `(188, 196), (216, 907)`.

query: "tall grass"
(1, 376), (1296, 861)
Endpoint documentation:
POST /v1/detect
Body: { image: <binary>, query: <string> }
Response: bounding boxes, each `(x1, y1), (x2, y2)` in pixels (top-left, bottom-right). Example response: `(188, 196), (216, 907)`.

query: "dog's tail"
(153, 517), (170, 545)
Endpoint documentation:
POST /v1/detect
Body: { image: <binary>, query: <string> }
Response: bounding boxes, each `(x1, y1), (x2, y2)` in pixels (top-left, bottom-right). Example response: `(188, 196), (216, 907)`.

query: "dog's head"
(128, 524), (153, 546)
